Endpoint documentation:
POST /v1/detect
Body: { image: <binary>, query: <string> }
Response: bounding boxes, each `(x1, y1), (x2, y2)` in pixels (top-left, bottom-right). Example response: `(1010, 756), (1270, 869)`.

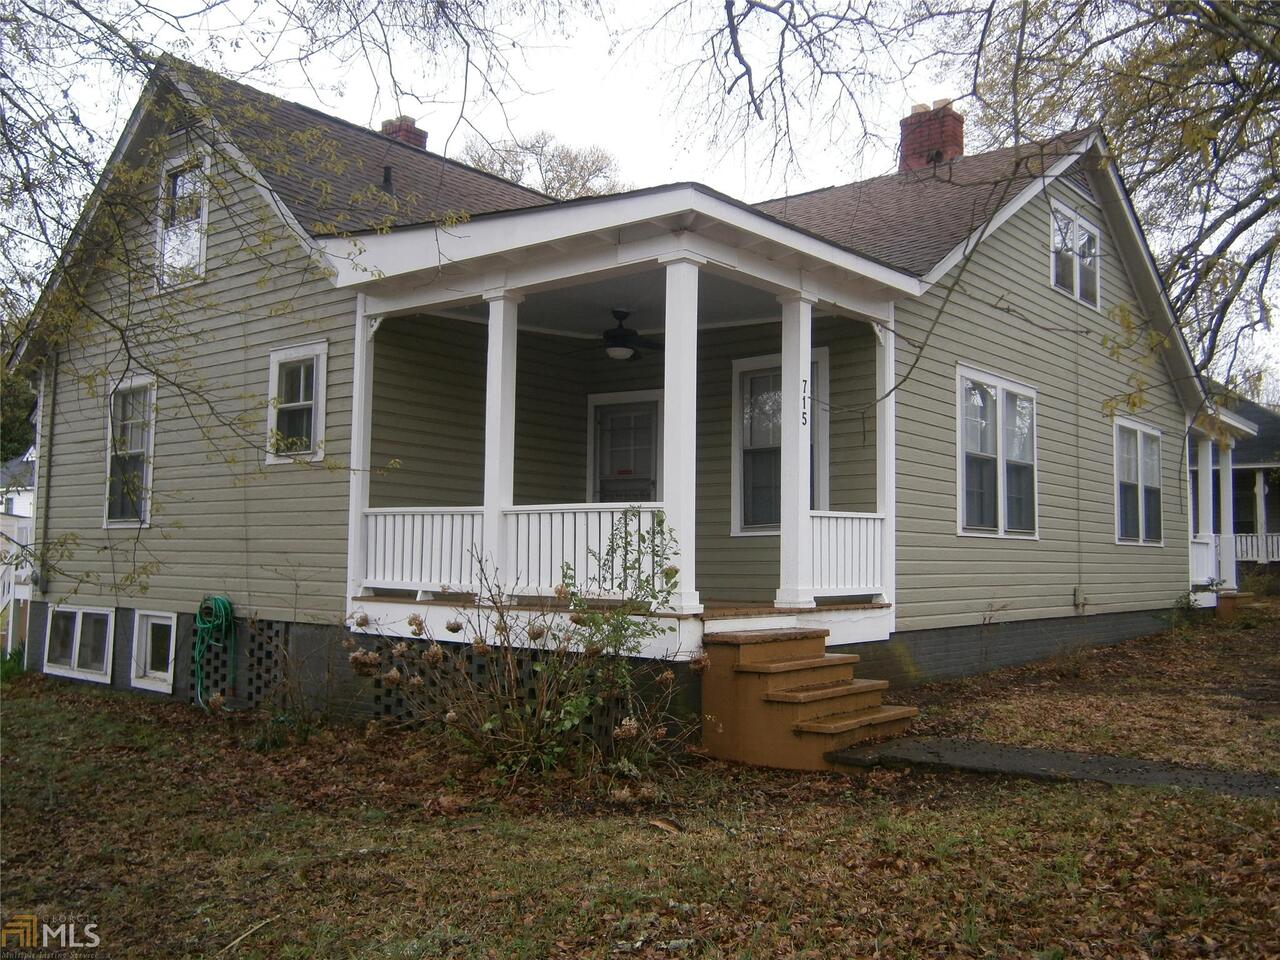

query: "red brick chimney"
(380, 116), (427, 149)
(898, 99), (964, 172)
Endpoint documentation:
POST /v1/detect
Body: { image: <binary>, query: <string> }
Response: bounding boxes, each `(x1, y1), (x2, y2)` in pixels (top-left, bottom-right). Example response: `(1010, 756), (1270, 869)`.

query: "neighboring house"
(1, 452), (36, 653)
(19, 63), (1255, 762)
(1189, 389), (1280, 568)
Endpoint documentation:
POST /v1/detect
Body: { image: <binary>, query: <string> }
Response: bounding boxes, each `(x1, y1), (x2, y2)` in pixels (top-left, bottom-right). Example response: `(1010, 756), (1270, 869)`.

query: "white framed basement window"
(956, 365), (1038, 538)
(131, 610), (177, 693)
(730, 350), (829, 536)
(1049, 200), (1102, 309)
(104, 374), (156, 528)
(1114, 417), (1163, 546)
(266, 341), (327, 464)
(156, 153), (209, 288)
(44, 606), (114, 684)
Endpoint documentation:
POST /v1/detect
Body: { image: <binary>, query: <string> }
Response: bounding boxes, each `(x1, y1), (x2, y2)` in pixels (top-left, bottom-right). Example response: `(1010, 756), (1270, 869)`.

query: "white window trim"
(730, 349), (830, 537)
(155, 151), (211, 290)
(1048, 198), (1103, 311)
(584, 390), (664, 503)
(266, 340), (328, 465)
(130, 609), (177, 694)
(102, 373), (156, 530)
(43, 605), (115, 684)
(1113, 415), (1165, 547)
(955, 364), (1040, 540)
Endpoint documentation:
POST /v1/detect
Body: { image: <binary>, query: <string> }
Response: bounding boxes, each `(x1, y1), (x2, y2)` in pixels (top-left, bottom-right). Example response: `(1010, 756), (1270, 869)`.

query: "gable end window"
(1115, 420), (1162, 545)
(731, 351), (829, 535)
(105, 376), (155, 526)
(44, 606), (114, 683)
(266, 342), (328, 464)
(1050, 202), (1101, 308)
(957, 367), (1038, 537)
(157, 157), (207, 286)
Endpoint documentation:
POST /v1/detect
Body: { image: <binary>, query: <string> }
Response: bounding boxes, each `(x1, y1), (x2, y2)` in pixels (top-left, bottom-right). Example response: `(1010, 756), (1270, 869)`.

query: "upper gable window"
(266, 342), (327, 464)
(158, 158), (207, 286)
(957, 366), (1037, 538)
(1050, 202), (1100, 308)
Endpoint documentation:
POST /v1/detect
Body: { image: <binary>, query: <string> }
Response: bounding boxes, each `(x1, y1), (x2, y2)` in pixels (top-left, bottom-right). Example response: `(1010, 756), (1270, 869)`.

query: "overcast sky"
(96, 1), (953, 203)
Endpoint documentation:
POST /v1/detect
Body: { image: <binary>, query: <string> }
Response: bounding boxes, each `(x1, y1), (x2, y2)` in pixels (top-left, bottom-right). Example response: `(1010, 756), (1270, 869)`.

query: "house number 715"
(801, 377), (809, 426)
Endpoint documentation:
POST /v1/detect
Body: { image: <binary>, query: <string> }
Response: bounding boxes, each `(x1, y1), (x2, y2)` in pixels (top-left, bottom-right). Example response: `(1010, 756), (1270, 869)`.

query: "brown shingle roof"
(754, 132), (1095, 277)
(169, 61), (550, 236)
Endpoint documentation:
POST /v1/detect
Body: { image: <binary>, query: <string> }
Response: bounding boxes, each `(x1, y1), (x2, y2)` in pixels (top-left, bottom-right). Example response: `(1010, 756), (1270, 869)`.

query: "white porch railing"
(363, 507), (485, 592)
(1235, 532), (1280, 564)
(1190, 537), (1218, 585)
(810, 511), (884, 595)
(505, 503), (664, 596)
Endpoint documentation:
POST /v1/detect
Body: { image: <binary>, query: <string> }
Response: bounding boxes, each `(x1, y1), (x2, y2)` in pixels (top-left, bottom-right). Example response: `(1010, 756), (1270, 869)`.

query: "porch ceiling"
(450, 267), (790, 336)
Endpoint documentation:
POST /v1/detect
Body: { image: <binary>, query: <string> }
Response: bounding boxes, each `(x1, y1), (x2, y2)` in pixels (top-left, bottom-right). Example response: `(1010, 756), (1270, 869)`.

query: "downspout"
(37, 354), (57, 597)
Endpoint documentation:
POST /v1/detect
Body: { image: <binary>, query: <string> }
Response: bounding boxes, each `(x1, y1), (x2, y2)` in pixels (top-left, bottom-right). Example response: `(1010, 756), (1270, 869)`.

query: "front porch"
(345, 255), (896, 648)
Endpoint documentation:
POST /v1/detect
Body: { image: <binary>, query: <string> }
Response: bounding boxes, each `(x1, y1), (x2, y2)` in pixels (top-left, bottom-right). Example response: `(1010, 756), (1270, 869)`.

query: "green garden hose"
(193, 595), (235, 710)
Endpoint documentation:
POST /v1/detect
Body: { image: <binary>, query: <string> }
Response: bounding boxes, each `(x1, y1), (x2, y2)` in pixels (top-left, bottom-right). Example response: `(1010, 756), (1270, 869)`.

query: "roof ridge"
(165, 58), (552, 203)
(755, 130), (1094, 208)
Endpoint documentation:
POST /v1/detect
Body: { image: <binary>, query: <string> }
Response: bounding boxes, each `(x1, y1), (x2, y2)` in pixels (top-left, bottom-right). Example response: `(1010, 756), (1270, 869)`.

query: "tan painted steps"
(700, 625), (915, 771)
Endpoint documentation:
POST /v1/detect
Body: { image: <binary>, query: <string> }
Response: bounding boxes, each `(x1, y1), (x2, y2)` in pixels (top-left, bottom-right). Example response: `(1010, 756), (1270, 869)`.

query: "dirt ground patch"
(2, 673), (1278, 958)
(902, 602), (1280, 775)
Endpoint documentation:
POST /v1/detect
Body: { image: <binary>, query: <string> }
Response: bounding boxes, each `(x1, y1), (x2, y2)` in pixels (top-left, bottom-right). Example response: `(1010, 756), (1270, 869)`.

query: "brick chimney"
(898, 99), (964, 172)
(380, 116), (427, 149)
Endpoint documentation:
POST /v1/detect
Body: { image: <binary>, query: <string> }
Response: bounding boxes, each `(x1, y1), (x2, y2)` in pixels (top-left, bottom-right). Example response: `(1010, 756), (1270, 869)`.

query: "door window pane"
(595, 402), (658, 503)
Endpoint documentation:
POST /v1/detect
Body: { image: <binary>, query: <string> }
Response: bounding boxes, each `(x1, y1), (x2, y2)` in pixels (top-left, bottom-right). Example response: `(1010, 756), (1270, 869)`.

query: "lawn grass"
(2, 675), (1277, 957)
(905, 602), (1280, 775)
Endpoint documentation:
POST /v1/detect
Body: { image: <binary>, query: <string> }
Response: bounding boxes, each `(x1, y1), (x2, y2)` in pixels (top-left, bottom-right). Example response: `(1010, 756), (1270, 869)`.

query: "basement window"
(44, 606), (114, 684)
(266, 341), (327, 464)
(1050, 201), (1101, 308)
(131, 610), (177, 693)
(1115, 419), (1162, 545)
(957, 366), (1038, 537)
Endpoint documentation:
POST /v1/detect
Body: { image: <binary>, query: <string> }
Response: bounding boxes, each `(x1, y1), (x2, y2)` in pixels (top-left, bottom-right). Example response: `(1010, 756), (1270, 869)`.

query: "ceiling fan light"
(606, 345), (635, 361)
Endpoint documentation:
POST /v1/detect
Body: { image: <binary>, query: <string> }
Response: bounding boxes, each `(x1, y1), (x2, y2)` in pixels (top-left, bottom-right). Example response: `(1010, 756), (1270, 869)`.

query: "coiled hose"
(193, 595), (235, 710)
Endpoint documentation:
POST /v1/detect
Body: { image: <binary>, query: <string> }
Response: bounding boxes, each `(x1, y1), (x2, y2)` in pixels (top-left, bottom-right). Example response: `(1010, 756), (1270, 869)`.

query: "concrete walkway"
(829, 737), (1280, 800)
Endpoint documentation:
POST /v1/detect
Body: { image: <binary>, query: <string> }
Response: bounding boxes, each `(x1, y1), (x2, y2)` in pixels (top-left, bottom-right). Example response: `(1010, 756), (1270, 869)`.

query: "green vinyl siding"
(893, 178), (1190, 631)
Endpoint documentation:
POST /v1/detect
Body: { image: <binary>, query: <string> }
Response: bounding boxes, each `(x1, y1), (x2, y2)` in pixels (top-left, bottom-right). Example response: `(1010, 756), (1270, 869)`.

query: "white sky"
(103, 0), (954, 203)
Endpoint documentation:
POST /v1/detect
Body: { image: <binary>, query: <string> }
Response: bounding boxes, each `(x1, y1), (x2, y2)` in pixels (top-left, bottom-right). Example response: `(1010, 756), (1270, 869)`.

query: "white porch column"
(345, 294), (375, 602)
(1196, 438), (1214, 542)
(661, 259), (702, 613)
(1255, 469), (1269, 559)
(483, 292), (521, 584)
(1217, 441), (1237, 590)
(876, 315), (897, 611)
(776, 294), (815, 608)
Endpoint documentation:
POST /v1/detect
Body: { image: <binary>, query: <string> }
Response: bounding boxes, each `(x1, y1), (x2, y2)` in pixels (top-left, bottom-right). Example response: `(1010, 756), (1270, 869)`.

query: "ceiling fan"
(601, 308), (663, 361)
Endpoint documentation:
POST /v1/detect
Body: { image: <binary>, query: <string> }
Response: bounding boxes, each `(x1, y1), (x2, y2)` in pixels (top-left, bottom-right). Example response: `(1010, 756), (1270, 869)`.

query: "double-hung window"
(958, 367), (1037, 536)
(158, 157), (207, 286)
(1115, 419), (1162, 544)
(44, 606), (114, 683)
(106, 376), (155, 526)
(267, 342), (327, 463)
(132, 610), (177, 693)
(731, 351), (829, 534)
(1050, 202), (1101, 308)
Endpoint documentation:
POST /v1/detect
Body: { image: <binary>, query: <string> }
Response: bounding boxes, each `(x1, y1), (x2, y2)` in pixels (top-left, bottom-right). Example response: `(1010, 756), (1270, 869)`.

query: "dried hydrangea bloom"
(445, 619), (463, 634)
